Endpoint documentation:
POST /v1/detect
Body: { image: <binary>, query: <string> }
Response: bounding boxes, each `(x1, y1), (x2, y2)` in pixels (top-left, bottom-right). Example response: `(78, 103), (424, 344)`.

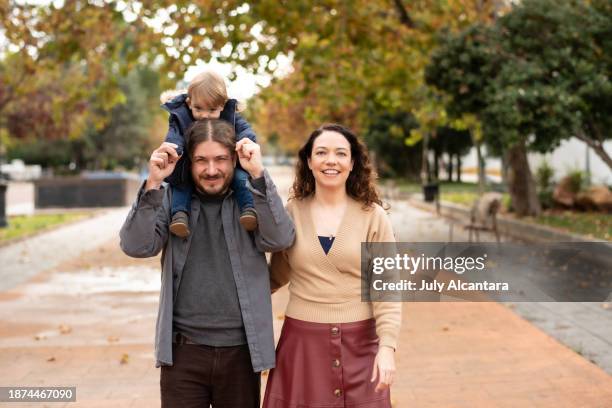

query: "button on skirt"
(263, 317), (392, 408)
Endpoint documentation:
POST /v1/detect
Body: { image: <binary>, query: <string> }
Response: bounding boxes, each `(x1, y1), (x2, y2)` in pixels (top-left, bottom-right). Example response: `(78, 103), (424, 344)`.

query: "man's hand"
(370, 345), (396, 392)
(236, 139), (264, 179)
(145, 142), (181, 191)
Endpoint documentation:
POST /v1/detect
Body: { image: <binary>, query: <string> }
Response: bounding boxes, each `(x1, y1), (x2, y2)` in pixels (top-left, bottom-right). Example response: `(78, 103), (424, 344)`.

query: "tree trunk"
(500, 152), (508, 186)
(456, 155), (462, 182)
(421, 133), (430, 184)
(475, 140), (486, 195)
(447, 153), (453, 182)
(433, 150), (440, 180)
(370, 151), (378, 176)
(505, 142), (541, 217)
(392, 0), (416, 28)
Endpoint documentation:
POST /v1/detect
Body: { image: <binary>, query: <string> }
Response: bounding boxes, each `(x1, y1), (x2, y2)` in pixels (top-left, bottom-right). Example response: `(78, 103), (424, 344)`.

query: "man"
(120, 119), (295, 407)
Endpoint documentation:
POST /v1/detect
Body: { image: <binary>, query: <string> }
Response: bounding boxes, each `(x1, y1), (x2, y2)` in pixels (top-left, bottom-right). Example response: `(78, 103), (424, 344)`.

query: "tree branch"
(574, 129), (602, 150)
(392, 0), (416, 29)
(0, 71), (27, 116)
(575, 129), (612, 170)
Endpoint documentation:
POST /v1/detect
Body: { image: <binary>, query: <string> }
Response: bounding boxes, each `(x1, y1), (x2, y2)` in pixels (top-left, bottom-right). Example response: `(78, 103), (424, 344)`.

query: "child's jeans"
(171, 167), (254, 216)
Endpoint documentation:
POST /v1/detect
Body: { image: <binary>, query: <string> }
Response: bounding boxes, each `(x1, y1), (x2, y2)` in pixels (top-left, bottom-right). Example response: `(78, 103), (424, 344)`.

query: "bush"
(536, 161), (555, 191)
(566, 169), (586, 194)
(538, 190), (555, 210)
(536, 161), (555, 209)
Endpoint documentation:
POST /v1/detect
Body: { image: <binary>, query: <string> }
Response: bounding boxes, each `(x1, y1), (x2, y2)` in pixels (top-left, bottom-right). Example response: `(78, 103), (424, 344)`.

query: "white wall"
(528, 139), (612, 185)
(456, 138), (612, 185)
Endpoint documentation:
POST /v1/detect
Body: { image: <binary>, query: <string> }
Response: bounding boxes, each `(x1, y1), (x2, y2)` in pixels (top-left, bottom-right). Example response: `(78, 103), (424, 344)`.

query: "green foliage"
(536, 161), (555, 191)
(425, 24), (498, 117)
(426, 0), (612, 160)
(532, 211), (611, 241)
(536, 160), (556, 209)
(566, 169), (587, 194)
(426, 0), (612, 215)
(538, 190), (554, 210)
(364, 111), (420, 178)
(79, 67), (161, 170)
(430, 126), (472, 157)
(7, 139), (74, 170)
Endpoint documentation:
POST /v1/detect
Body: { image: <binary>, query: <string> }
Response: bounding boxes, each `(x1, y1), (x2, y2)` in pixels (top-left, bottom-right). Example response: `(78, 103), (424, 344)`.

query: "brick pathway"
(0, 240), (160, 408)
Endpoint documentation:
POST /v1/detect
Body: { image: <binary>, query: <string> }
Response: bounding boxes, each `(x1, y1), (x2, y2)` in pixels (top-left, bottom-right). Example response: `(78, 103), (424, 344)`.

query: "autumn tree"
(7, 67), (163, 171)
(237, 0), (502, 173)
(0, 0), (168, 147)
(2, 0), (504, 174)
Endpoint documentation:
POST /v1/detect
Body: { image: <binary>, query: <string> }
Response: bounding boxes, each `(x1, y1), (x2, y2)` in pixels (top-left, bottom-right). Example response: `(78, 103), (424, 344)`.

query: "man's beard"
(194, 170), (234, 197)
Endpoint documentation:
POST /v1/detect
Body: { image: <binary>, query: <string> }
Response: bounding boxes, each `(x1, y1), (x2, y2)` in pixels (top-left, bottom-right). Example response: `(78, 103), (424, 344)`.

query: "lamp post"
(0, 142), (8, 228)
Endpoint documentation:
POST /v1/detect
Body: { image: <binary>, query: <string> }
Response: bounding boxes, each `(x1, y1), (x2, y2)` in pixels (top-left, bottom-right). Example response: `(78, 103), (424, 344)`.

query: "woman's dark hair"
(291, 124), (383, 208)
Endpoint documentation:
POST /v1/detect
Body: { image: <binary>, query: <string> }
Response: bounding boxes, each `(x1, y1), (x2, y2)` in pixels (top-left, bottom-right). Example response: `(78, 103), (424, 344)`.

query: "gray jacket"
(119, 170), (295, 372)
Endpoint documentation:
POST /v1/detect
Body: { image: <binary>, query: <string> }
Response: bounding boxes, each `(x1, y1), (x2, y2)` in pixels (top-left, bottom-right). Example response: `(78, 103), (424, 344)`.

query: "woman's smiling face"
(308, 130), (354, 190)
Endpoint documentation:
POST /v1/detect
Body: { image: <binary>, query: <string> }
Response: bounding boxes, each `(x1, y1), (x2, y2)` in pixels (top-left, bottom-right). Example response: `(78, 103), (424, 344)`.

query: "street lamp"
(0, 142), (8, 228)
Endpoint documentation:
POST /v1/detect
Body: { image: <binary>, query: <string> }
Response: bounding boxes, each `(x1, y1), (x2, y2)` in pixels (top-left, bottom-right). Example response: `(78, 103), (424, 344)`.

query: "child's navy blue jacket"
(161, 93), (257, 186)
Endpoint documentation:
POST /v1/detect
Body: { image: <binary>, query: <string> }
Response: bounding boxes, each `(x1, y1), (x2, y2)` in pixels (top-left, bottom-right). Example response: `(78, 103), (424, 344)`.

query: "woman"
(264, 124), (402, 408)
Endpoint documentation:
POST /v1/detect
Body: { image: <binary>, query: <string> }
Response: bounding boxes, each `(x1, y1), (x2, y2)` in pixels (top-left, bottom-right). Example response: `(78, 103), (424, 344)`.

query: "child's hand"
(236, 139), (264, 179)
(146, 142), (180, 190)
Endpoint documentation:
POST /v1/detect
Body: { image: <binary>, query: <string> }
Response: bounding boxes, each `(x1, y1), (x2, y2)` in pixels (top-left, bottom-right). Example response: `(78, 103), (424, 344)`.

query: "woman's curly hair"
(290, 124), (384, 208)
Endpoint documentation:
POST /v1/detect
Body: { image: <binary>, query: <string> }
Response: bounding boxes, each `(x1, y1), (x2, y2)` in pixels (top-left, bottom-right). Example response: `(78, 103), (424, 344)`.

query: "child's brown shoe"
(239, 208), (258, 232)
(170, 211), (190, 238)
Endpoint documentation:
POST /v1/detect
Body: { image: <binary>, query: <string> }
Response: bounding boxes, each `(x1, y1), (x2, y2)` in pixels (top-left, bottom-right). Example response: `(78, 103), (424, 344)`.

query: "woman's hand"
(370, 345), (396, 392)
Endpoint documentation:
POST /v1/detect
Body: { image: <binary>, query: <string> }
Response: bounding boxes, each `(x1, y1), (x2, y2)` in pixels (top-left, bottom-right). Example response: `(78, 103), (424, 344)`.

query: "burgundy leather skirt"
(263, 317), (391, 408)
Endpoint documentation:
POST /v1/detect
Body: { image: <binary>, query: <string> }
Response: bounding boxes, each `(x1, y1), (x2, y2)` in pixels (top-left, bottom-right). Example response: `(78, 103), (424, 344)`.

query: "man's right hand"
(145, 142), (181, 191)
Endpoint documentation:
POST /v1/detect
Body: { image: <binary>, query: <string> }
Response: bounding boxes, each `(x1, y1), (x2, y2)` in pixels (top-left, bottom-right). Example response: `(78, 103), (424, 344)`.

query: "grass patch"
(391, 180), (501, 206)
(441, 191), (479, 206)
(442, 194), (610, 240)
(0, 213), (92, 243)
(386, 179), (611, 240)
(527, 211), (611, 241)
(393, 180), (481, 194)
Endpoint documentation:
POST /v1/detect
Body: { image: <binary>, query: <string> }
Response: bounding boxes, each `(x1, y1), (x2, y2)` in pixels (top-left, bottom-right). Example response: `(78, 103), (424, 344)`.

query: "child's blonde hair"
(187, 70), (228, 109)
(159, 69), (246, 111)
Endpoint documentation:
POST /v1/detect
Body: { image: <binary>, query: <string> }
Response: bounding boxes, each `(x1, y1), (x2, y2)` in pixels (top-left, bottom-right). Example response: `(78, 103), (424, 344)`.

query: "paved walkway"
(392, 198), (612, 375)
(0, 207), (130, 291)
(1, 167), (611, 407)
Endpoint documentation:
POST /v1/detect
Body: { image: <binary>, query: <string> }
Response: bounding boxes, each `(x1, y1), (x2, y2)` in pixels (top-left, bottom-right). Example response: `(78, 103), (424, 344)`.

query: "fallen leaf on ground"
(59, 325), (72, 334)
(120, 353), (129, 365)
(47, 357), (56, 362)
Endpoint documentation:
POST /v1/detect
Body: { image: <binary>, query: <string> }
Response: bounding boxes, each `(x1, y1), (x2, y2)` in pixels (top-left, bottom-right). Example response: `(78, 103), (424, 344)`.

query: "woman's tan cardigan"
(271, 196), (402, 349)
